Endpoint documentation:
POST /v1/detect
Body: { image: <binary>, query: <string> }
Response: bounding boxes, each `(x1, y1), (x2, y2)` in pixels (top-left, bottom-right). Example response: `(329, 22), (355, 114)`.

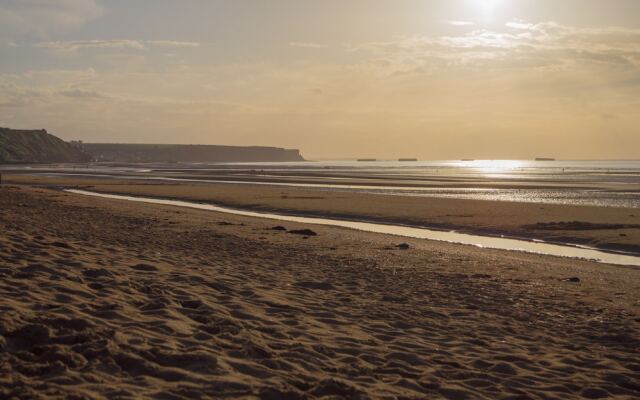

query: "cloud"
(352, 22), (640, 73)
(505, 21), (535, 30)
(35, 39), (201, 52)
(58, 88), (107, 99)
(289, 42), (328, 49)
(147, 40), (200, 48)
(35, 40), (145, 51)
(0, 0), (103, 39)
(449, 20), (475, 26)
(0, 82), (51, 108)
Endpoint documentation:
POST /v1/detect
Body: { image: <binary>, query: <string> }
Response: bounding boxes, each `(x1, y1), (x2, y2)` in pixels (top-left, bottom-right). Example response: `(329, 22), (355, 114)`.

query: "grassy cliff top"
(0, 128), (89, 164)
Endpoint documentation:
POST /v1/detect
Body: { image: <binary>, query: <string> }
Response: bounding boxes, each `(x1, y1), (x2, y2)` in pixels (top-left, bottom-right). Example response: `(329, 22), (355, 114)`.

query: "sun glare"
(470, 0), (505, 21)
(478, 0), (503, 8)
(464, 159), (525, 173)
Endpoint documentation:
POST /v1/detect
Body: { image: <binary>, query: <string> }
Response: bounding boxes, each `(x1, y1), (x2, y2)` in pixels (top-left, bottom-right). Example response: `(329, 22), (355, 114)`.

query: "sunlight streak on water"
(46, 172), (640, 208)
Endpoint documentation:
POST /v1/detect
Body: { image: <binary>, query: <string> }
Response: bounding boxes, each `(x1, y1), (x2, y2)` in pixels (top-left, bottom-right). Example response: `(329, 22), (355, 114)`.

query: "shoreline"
(5, 161), (640, 195)
(4, 173), (638, 255)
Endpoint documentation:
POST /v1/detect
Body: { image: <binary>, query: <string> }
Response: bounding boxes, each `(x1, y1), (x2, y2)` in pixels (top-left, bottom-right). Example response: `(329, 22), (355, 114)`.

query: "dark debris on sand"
(288, 229), (317, 236)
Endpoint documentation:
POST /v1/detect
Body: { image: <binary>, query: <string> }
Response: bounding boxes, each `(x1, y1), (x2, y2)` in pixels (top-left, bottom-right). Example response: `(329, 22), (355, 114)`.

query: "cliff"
(83, 143), (304, 163)
(0, 128), (90, 164)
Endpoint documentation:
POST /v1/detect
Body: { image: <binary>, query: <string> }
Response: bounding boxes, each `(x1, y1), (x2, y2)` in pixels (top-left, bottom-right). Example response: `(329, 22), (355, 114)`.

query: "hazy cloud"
(35, 39), (201, 52)
(505, 21), (536, 30)
(0, 82), (51, 108)
(0, 0), (103, 39)
(449, 21), (475, 26)
(59, 88), (107, 99)
(36, 40), (145, 51)
(289, 42), (328, 49)
(353, 22), (640, 72)
(147, 40), (200, 48)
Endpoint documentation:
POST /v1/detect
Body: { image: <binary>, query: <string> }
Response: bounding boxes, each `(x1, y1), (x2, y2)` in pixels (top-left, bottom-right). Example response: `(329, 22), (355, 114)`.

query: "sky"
(1, 0), (639, 160)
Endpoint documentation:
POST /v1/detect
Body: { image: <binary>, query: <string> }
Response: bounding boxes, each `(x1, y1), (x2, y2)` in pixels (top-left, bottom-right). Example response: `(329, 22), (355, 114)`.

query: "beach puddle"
(66, 189), (640, 267)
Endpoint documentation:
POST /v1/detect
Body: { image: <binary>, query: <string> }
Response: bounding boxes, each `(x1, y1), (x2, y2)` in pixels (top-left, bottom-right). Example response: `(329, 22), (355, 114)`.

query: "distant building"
(69, 140), (84, 150)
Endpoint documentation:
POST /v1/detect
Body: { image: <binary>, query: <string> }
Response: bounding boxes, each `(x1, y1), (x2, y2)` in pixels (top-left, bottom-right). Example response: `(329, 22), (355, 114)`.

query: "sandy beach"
(3, 0), (640, 397)
(1, 183), (639, 399)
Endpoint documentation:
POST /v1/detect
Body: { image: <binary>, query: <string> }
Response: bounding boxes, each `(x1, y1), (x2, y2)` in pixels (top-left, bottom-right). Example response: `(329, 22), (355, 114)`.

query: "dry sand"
(1, 184), (640, 399)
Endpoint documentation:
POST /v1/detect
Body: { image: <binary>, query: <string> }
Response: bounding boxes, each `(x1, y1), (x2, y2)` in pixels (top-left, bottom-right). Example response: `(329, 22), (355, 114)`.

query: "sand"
(5, 173), (639, 254)
(1, 184), (639, 399)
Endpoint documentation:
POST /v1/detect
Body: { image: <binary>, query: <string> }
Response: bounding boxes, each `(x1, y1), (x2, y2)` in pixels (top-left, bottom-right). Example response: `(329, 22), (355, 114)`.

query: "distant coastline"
(82, 143), (304, 163)
(0, 127), (304, 164)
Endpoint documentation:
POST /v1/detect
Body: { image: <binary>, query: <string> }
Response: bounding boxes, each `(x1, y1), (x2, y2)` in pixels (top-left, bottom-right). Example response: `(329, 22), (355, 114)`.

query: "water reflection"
(10, 158), (640, 208)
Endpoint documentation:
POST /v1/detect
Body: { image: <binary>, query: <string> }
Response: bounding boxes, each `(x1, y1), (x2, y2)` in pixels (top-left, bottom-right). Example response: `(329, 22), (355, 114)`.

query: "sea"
(5, 159), (640, 208)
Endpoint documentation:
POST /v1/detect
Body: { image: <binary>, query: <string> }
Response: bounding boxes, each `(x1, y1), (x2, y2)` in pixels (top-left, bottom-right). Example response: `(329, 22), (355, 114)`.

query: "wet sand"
(5, 173), (639, 254)
(1, 184), (640, 399)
